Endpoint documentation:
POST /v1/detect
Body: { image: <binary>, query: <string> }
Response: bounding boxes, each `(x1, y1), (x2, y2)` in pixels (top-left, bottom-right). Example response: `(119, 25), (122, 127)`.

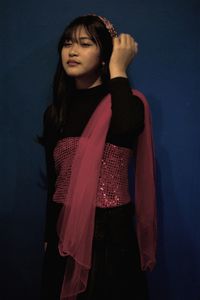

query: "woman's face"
(61, 26), (102, 88)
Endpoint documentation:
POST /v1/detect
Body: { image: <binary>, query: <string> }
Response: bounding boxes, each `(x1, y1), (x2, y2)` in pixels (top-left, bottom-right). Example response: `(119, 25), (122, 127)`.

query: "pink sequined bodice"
(53, 137), (133, 208)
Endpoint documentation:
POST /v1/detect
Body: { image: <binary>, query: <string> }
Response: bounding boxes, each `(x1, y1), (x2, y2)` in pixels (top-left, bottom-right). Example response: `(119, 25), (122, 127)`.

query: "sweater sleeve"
(42, 106), (61, 243)
(43, 145), (57, 242)
(108, 77), (144, 136)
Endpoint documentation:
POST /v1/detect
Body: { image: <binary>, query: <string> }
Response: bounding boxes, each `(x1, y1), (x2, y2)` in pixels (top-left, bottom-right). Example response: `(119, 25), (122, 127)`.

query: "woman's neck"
(75, 74), (102, 90)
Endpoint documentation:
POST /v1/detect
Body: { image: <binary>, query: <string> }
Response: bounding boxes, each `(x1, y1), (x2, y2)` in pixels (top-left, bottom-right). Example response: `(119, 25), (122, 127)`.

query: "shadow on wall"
(145, 94), (172, 300)
(0, 41), (55, 300)
(146, 93), (200, 300)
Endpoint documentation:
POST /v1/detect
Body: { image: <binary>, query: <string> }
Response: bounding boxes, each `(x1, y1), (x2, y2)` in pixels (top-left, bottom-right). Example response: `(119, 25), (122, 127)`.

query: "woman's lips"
(67, 61), (80, 66)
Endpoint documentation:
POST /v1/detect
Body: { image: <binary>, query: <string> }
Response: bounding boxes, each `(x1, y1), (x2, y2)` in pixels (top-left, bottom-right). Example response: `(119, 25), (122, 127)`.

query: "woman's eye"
(63, 41), (92, 47)
(63, 41), (72, 47)
(81, 43), (91, 46)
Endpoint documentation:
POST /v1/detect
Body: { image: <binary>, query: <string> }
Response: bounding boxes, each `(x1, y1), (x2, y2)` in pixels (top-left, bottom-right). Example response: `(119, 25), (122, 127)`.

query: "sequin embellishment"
(53, 137), (133, 208)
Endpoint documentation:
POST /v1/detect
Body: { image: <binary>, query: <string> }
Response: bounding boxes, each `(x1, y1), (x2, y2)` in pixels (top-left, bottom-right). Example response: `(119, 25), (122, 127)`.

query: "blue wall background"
(1, 1), (199, 299)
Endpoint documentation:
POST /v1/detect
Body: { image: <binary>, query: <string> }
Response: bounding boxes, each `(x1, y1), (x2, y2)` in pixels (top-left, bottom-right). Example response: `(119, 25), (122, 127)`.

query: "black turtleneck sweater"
(60, 77), (144, 147)
(43, 77), (144, 242)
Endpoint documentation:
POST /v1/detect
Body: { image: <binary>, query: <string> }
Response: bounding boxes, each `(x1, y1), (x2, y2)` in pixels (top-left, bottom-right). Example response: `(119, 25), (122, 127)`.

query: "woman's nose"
(69, 43), (79, 56)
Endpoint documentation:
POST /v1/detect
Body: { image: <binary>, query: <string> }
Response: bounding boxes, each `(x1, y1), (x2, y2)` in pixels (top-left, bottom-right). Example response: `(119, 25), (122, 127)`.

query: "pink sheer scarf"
(54, 90), (157, 300)
(134, 90), (157, 271)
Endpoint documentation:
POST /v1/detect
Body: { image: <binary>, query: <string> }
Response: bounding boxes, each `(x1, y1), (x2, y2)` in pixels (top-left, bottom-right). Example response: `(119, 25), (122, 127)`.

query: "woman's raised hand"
(109, 33), (138, 77)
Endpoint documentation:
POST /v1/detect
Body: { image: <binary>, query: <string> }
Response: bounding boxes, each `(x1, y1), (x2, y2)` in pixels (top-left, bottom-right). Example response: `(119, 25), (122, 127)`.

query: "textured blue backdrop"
(1, 1), (199, 299)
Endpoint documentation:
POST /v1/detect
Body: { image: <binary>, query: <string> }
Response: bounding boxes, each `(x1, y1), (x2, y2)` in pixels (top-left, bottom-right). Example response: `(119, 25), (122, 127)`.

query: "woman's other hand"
(44, 242), (48, 251)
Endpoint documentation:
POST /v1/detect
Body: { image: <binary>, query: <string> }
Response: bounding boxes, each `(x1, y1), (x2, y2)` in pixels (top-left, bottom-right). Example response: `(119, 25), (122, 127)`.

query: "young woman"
(39, 14), (157, 300)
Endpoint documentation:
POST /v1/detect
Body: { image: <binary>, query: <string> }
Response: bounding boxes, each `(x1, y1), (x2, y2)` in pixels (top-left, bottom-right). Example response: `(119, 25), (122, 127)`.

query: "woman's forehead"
(68, 26), (92, 41)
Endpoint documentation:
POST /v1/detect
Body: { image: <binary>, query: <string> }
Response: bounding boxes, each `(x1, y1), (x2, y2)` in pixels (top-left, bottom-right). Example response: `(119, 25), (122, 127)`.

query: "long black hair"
(38, 15), (114, 147)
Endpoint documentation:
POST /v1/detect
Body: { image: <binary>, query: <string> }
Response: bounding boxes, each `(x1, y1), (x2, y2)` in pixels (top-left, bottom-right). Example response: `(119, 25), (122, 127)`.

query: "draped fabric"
(53, 90), (157, 300)
(133, 90), (157, 271)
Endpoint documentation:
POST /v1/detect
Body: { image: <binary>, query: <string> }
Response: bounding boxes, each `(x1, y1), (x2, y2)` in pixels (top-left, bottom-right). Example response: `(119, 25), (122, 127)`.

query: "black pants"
(40, 202), (148, 300)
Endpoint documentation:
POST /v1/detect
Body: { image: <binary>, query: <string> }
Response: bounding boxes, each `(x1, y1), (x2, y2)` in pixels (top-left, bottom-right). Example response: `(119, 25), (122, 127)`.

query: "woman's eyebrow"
(66, 36), (94, 42)
(79, 37), (93, 41)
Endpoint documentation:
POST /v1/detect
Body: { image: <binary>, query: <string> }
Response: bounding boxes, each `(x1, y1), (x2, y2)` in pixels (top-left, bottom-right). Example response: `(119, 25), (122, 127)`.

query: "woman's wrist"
(109, 68), (128, 79)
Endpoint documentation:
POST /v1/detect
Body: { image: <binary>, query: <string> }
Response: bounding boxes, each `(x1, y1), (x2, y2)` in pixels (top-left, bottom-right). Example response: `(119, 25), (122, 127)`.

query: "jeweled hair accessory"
(97, 15), (118, 38)
(86, 14), (118, 38)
